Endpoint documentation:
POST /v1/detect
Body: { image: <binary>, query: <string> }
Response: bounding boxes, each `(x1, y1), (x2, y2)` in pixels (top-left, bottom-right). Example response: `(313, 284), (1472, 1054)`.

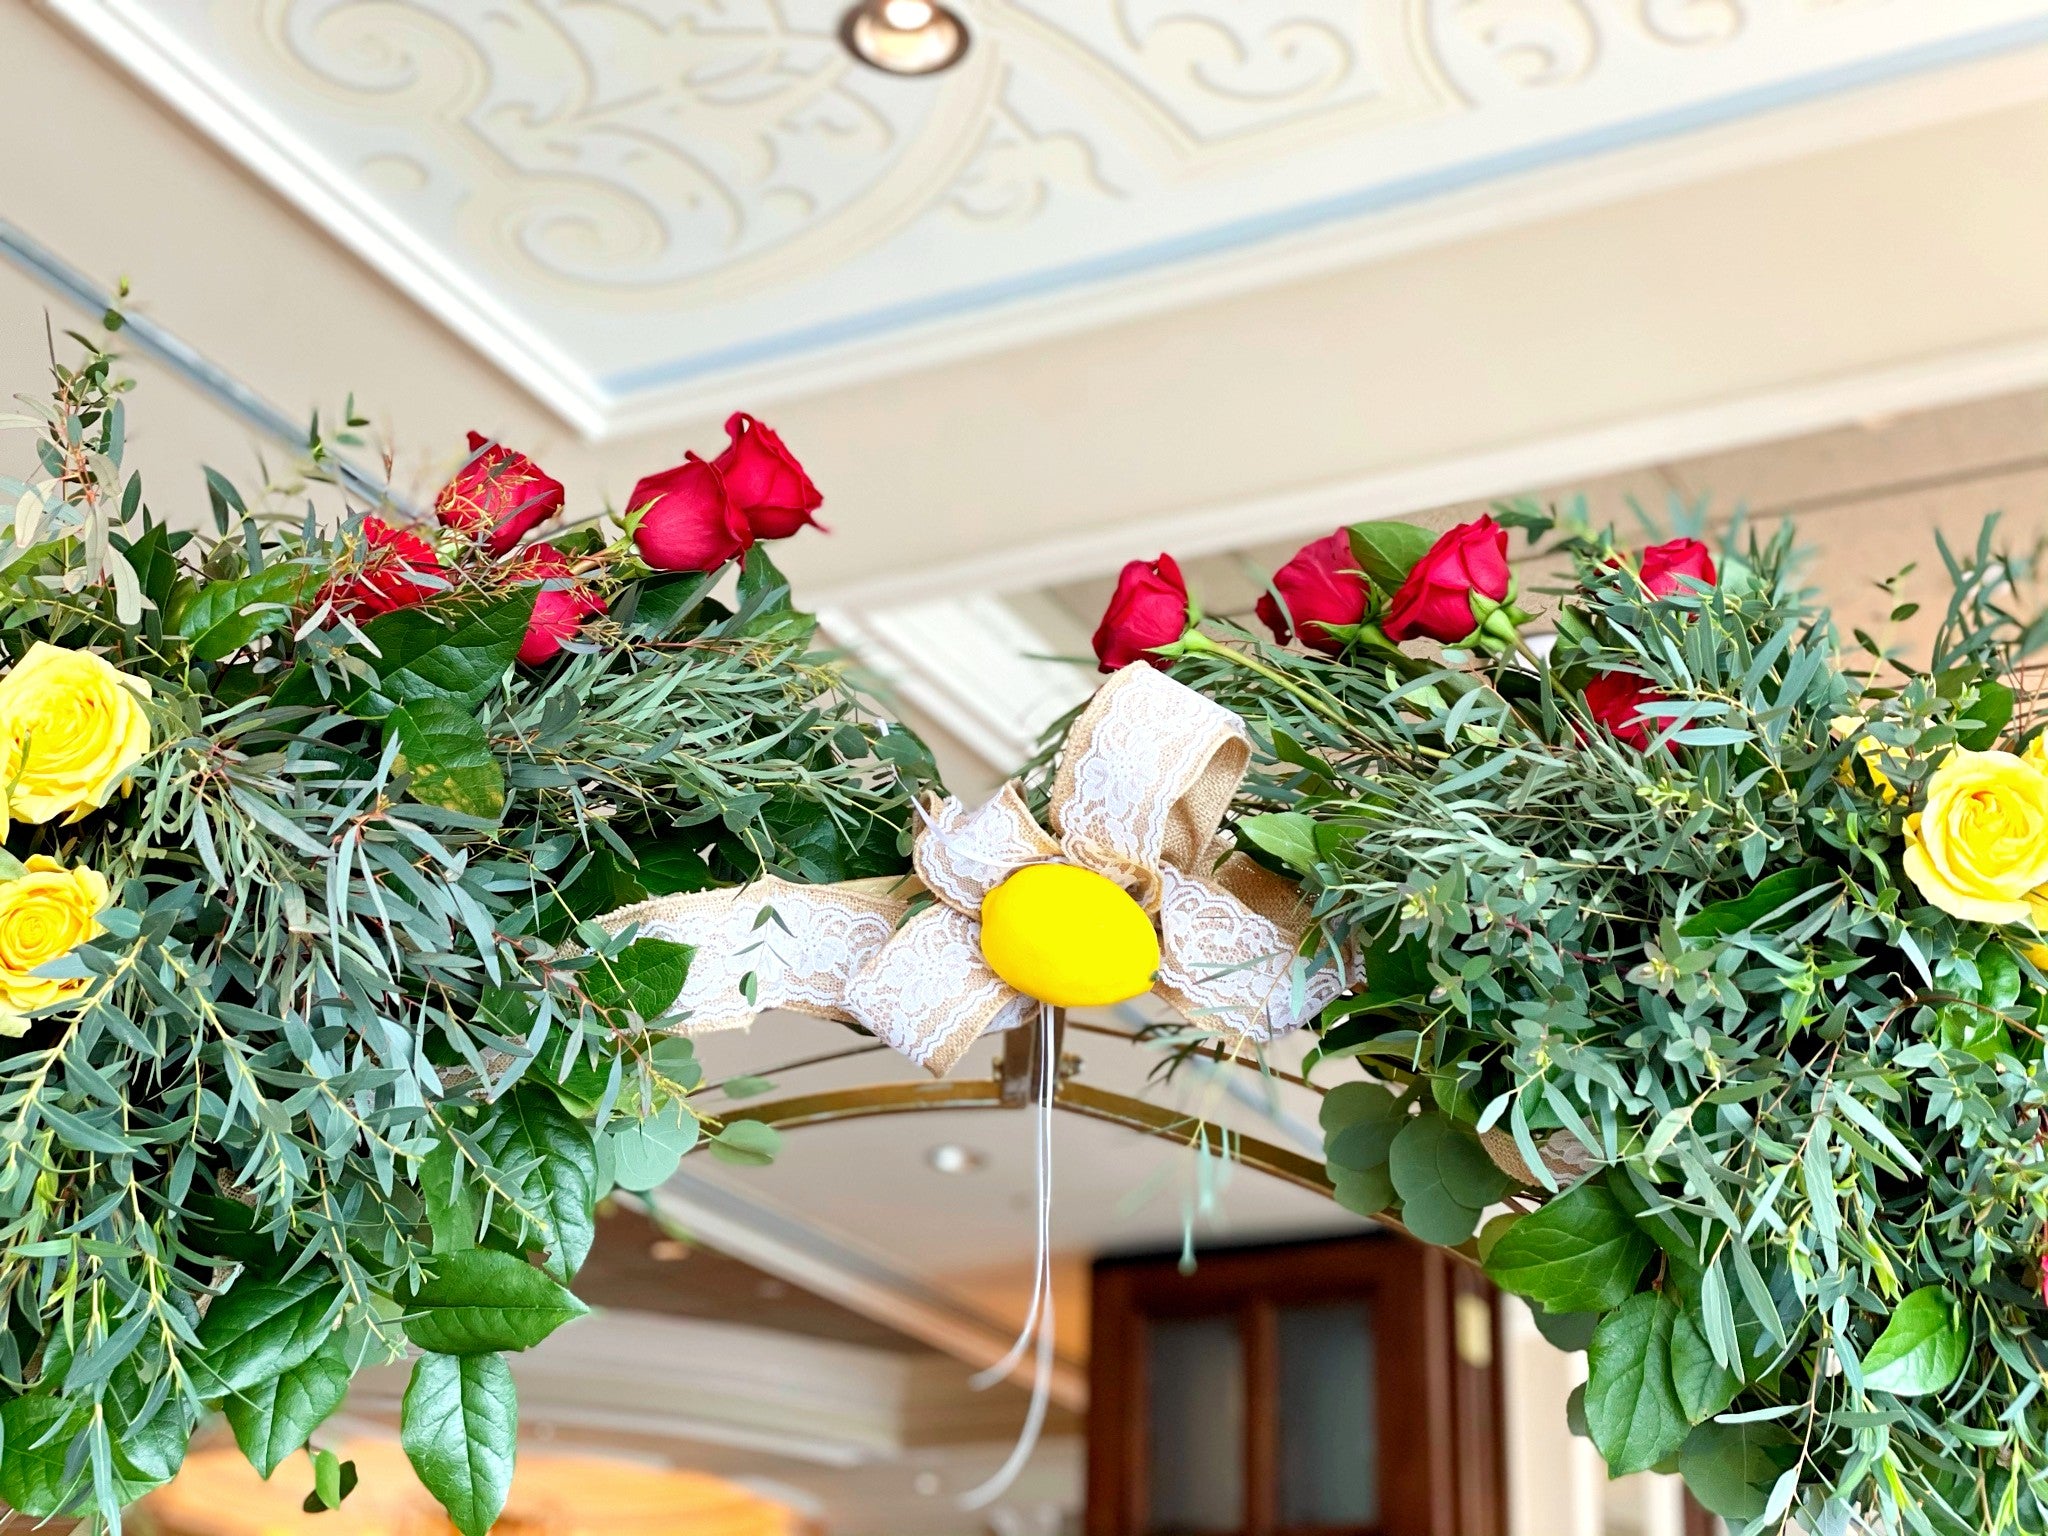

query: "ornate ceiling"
(54, 0), (2048, 434)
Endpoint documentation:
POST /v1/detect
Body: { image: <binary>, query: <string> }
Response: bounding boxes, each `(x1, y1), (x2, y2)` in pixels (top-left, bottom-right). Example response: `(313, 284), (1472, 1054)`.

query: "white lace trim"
(590, 667), (1346, 1077)
(594, 876), (903, 1033)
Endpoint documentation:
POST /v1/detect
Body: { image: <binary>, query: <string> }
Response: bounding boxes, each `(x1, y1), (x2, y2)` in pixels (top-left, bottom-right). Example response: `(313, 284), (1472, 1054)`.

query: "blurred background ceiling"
(3, 5), (2047, 1532)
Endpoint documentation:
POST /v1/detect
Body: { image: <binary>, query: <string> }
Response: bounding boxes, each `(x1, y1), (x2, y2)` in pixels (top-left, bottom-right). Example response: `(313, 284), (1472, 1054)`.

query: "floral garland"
(0, 335), (930, 1530)
(1095, 505), (2048, 1533)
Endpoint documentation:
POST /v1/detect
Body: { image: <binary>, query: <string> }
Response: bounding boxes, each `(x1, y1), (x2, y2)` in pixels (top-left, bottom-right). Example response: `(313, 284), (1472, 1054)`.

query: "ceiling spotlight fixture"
(840, 0), (969, 76)
(926, 1142), (986, 1175)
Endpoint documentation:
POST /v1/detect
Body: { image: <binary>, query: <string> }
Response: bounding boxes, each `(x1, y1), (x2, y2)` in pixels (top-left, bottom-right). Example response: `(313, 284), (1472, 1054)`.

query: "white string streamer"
(959, 1002), (1057, 1511)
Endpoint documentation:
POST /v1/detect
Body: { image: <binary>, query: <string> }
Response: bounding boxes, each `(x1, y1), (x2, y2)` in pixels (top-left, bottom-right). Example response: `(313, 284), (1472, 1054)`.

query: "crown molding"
(40, 0), (2048, 439)
(813, 330), (2048, 613)
(35, 0), (611, 435)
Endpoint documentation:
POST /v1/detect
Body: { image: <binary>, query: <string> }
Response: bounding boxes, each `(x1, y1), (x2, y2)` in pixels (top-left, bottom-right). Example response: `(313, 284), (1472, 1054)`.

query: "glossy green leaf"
(388, 698), (505, 820)
(1530, 1308), (1600, 1353)
(172, 560), (315, 662)
(1483, 1179), (1654, 1314)
(358, 591), (534, 717)
(1670, 1298), (1740, 1424)
(401, 1249), (589, 1355)
(1585, 1293), (1690, 1476)
(303, 1449), (359, 1512)
(423, 1133), (483, 1255)
(584, 936), (693, 1026)
(196, 1271), (344, 1397)
(473, 1086), (600, 1282)
(1347, 520), (1437, 596)
(1956, 679), (2017, 750)
(401, 1352), (517, 1536)
(1679, 1421), (1798, 1521)
(0, 1395), (86, 1516)
(1862, 1286), (1967, 1397)
(1238, 812), (1320, 876)
(226, 1335), (352, 1478)
(1678, 864), (1832, 939)
(625, 571), (714, 636)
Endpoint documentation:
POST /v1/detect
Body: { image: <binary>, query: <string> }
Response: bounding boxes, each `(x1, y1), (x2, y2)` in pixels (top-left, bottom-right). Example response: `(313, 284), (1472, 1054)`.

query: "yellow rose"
(1903, 748), (2048, 923)
(0, 856), (109, 1035)
(0, 643), (152, 824)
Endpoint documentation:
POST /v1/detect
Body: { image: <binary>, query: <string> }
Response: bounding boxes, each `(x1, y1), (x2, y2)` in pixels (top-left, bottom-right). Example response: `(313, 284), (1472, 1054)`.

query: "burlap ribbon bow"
(594, 665), (1347, 1074)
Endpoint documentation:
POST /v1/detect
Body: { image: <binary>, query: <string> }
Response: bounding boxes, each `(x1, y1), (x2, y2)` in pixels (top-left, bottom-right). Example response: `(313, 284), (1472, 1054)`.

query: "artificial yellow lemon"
(979, 863), (1159, 1008)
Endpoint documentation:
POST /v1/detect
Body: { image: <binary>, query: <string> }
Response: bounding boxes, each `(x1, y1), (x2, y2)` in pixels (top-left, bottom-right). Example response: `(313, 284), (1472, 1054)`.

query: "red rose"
(507, 544), (606, 665)
(1257, 530), (1368, 653)
(1092, 555), (1191, 673)
(1382, 517), (1511, 644)
(713, 412), (824, 540)
(1637, 538), (1716, 598)
(436, 432), (565, 556)
(628, 454), (753, 572)
(326, 516), (446, 616)
(1583, 671), (1668, 752)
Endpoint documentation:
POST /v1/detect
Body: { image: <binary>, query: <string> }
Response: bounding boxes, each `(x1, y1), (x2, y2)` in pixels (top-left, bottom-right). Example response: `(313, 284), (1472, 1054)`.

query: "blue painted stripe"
(0, 217), (419, 513)
(599, 16), (2048, 398)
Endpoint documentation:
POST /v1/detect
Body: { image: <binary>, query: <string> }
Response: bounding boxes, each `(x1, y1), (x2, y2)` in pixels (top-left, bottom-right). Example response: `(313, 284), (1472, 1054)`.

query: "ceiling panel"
(51, 0), (2048, 434)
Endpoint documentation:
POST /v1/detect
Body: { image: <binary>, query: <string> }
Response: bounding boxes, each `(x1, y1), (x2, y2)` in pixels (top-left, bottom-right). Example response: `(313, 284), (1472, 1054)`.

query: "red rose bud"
(508, 544), (606, 665)
(1583, 671), (1669, 752)
(1637, 537), (1716, 598)
(714, 412), (824, 540)
(1092, 554), (1191, 673)
(1382, 516), (1511, 644)
(2040, 1252), (2047, 1307)
(435, 432), (565, 556)
(629, 453), (753, 572)
(1257, 530), (1369, 653)
(326, 516), (446, 616)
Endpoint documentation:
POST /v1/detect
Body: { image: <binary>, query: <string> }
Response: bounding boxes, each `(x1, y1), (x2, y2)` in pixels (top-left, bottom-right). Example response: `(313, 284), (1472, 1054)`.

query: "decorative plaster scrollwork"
(254, 0), (969, 297)
(995, 1), (1442, 149)
(947, 88), (1120, 227)
(1425, 0), (1601, 98)
(1633, 0), (1747, 45)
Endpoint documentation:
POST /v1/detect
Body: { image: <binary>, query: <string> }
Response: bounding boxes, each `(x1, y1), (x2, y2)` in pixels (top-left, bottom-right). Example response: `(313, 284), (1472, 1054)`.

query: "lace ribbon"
(593, 664), (1350, 1074)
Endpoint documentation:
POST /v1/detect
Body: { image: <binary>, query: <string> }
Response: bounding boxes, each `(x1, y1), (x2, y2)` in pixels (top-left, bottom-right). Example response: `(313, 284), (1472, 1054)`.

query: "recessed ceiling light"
(926, 1142), (986, 1175)
(840, 0), (970, 76)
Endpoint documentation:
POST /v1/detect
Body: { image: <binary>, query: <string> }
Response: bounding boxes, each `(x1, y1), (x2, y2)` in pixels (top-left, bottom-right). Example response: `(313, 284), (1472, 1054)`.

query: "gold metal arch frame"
(684, 1013), (1466, 1259)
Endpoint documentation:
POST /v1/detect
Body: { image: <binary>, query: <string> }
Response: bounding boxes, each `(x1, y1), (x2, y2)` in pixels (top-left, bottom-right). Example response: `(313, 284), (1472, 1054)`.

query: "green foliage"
(1484, 1182), (1653, 1315)
(0, 336), (931, 1529)
(400, 1249), (590, 1354)
(1171, 499), (2048, 1531)
(1860, 1287), (1968, 1397)
(401, 1352), (517, 1536)
(1586, 1293), (1689, 1475)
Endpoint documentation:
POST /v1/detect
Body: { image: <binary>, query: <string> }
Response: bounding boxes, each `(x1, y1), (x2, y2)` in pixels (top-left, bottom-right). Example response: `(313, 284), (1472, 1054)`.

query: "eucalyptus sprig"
(1171, 500), (2048, 1534)
(0, 330), (931, 1531)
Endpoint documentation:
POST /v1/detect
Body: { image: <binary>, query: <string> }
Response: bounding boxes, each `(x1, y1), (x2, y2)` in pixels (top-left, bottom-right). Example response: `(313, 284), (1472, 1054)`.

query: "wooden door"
(1087, 1235), (1504, 1536)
